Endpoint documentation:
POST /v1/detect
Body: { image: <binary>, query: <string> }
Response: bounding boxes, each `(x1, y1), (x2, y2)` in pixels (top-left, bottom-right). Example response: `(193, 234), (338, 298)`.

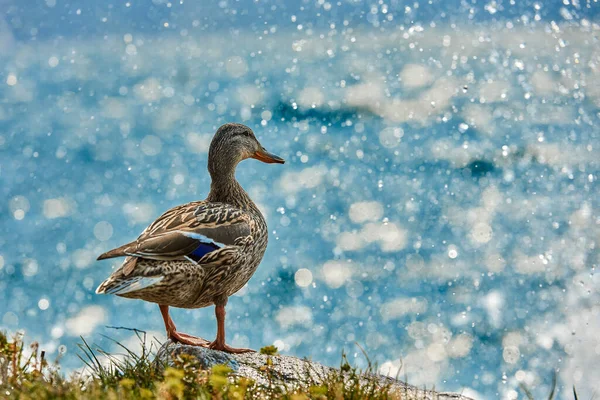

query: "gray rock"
(155, 340), (473, 400)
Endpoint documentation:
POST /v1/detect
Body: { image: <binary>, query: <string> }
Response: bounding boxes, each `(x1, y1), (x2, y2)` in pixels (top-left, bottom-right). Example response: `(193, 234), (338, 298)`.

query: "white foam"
(275, 305), (313, 328)
(72, 248), (95, 269)
(447, 333), (474, 358)
(381, 348), (443, 386)
(336, 221), (407, 253)
(348, 201), (384, 223)
(335, 231), (365, 251)
(513, 252), (549, 275)
(140, 135), (162, 156)
(530, 71), (556, 95)
(278, 165), (328, 194)
(65, 305), (106, 336)
(122, 202), (156, 224)
(484, 252), (506, 273)
(380, 297), (427, 321)
(569, 202), (593, 230)
(482, 290), (504, 328)
(101, 98), (128, 119)
(344, 81), (385, 110)
(236, 85), (264, 107)
(478, 80), (509, 103)
(364, 222), (408, 252)
(186, 132), (212, 154)
(399, 64), (433, 89)
(152, 105), (184, 132)
(297, 87), (325, 108)
(43, 197), (74, 219)
(225, 56), (248, 78)
(431, 139), (487, 168)
(321, 260), (353, 289)
(22, 258), (39, 277)
(93, 221), (113, 241)
(528, 143), (595, 168)
(133, 78), (162, 102)
(462, 104), (494, 135)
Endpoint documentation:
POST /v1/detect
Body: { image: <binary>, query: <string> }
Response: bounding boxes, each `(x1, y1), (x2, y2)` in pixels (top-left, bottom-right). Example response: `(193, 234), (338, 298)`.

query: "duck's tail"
(95, 256), (139, 293)
(96, 273), (163, 295)
(97, 242), (136, 260)
(95, 278), (113, 294)
(97, 242), (139, 278)
(95, 257), (142, 293)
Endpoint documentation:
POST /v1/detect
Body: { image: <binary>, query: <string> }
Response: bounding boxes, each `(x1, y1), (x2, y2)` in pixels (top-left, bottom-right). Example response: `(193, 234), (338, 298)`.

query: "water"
(0, 1), (599, 398)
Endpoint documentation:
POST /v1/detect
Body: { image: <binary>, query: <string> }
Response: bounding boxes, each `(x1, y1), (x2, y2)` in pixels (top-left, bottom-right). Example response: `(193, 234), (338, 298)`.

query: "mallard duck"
(96, 123), (284, 353)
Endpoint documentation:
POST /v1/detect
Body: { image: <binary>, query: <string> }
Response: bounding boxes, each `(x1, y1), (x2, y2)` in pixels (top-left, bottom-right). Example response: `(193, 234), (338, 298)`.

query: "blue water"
(1, 1), (599, 398)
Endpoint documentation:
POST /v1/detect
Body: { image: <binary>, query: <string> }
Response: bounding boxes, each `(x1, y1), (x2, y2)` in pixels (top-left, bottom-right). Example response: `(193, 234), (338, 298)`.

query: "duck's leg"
(207, 304), (254, 353)
(159, 305), (209, 346)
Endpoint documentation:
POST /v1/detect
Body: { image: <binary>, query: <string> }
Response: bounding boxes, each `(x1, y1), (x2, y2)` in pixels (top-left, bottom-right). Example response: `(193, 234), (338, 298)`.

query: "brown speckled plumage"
(95, 123), (284, 352)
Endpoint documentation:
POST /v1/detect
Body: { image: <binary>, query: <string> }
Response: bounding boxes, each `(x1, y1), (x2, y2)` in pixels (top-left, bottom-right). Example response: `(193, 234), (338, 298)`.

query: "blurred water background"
(0, 0), (599, 398)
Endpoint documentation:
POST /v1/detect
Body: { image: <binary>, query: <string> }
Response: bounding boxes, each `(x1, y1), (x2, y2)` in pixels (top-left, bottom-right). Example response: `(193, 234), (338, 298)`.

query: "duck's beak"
(252, 147), (285, 164)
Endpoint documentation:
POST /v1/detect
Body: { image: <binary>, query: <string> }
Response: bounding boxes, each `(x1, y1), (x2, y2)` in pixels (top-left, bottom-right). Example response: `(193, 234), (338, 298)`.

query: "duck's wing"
(97, 201), (251, 264)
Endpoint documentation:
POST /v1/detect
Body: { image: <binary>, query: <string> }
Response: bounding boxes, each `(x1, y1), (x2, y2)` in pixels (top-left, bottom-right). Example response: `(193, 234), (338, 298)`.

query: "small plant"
(259, 344), (280, 393)
(259, 345), (279, 356)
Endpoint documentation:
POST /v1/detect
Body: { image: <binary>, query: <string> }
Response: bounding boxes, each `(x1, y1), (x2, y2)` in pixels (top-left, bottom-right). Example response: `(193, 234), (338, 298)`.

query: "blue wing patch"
(189, 242), (221, 260)
(178, 231), (225, 262)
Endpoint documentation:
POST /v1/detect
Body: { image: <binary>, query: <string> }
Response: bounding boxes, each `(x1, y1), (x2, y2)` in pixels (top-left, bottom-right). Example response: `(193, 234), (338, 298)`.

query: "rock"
(155, 340), (473, 400)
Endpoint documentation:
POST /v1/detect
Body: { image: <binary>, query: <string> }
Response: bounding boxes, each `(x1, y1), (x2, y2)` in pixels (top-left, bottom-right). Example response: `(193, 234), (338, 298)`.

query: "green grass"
(0, 330), (410, 400)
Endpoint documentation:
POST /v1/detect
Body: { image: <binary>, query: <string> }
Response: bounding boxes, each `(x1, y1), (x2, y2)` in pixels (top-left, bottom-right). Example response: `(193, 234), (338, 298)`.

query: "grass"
(0, 330), (417, 399)
(2, 330), (581, 399)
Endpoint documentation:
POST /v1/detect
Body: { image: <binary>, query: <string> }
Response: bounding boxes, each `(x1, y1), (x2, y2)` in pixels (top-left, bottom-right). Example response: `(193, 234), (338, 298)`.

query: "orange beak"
(252, 147), (285, 164)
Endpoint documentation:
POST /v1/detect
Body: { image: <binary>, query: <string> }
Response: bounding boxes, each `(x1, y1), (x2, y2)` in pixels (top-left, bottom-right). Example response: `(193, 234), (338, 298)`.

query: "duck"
(95, 123), (285, 353)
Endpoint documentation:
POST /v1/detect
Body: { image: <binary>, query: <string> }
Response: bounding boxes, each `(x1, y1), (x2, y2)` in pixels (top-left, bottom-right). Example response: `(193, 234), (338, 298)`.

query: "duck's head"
(208, 123), (284, 178)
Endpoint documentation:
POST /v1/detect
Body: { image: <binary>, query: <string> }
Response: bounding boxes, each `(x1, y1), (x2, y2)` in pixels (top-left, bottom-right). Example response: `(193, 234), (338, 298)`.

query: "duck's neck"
(207, 172), (256, 211)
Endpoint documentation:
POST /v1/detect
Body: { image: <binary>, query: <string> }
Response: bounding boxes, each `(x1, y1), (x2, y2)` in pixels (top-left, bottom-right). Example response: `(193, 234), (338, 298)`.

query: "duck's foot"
(169, 331), (210, 346)
(206, 341), (255, 354)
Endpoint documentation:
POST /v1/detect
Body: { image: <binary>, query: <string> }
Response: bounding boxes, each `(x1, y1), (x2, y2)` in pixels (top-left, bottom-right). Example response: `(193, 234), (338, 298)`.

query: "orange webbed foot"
(206, 341), (255, 354)
(169, 331), (210, 346)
